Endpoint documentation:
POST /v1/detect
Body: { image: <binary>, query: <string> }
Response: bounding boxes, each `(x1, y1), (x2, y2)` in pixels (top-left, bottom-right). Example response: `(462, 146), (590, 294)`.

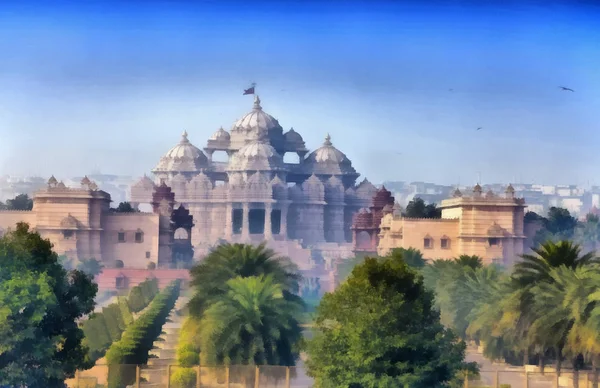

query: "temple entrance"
(232, 209), (243, 234)
(249, 209), (265, 234)
(271, 209), (281, 235)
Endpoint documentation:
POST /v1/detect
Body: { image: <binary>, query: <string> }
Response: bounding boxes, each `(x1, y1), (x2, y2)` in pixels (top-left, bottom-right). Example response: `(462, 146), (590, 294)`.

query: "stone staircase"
(140, 297), (188, 387)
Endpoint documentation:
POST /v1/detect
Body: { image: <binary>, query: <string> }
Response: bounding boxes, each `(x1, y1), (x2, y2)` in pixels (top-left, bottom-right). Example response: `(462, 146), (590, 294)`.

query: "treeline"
(421, 241), (600, 386)
(106, 280), (181, 388)
(82, 278), (160, 362)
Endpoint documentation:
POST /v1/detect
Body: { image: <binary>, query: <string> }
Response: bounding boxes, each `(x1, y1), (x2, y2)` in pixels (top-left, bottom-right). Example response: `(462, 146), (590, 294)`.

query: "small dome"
(453, 188), (462, 197)
(47, 175), (58, 185)
(372, 186), (394, 208)
(227, 138), (285, 172)
(304, 134), (356, 175)
(505, 184), (515, 193)
(231, 95), (282, 135)
(485, 189), (495, 198)
(81, 176), (91, 186)
(210, 127), (230, 142)
(153, 131), (208, 173)
(133, 175), (156, 189)
(284, 128), (304, 143)
(353, 208), (373, 228)
(473, 183), (482, 193)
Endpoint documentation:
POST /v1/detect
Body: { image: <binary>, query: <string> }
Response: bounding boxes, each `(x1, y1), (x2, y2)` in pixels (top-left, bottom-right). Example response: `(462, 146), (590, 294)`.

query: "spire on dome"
(253, 95), (262, 110)
(324, 133), (332, 146)
(181, 130), (189, 143)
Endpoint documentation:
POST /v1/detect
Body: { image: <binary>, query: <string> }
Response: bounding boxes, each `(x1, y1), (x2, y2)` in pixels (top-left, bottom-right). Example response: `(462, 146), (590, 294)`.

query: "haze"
(1, 0), (599, 185)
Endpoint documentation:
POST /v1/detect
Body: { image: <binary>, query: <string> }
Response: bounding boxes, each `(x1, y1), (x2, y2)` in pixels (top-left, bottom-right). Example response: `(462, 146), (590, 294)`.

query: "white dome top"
(227, 136), (285, 172)
(284, 127), (304, 143)
(153, 131), (208, 173)
(305, 134), (356, 175)
(209, 127), (230, 142)
(231, 96), (282, 135)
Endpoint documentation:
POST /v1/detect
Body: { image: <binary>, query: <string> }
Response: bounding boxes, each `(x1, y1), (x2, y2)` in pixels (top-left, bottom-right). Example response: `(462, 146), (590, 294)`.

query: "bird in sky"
(477, 127), (482, 131)
(559, 86), (575, 92)
(449, 88), (454, 92)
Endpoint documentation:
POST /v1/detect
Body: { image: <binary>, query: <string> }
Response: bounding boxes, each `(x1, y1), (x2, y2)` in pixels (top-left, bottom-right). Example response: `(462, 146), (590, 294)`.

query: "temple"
(374, 184), (528, 265)
(130, 95), (377, 279)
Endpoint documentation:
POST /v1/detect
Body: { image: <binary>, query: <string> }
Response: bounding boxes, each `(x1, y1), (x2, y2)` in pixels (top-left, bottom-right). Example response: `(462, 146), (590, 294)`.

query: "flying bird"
(449, 88), (454, 92)
(477, 127), (482, 131)
(559, 86), (574, 92)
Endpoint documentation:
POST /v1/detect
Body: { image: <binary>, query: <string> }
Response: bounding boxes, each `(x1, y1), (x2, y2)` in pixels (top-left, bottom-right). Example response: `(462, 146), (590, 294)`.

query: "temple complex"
(373, 184), (528, 265)
(0, 95), (379, 296)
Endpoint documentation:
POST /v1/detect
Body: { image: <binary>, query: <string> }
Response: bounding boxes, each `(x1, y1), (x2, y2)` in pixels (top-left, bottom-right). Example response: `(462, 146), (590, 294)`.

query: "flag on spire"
(243, 83), (256, 95)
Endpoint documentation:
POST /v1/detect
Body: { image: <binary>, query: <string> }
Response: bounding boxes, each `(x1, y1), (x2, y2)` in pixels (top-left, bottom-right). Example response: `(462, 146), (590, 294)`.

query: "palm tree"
(530, 265), (600, 387)
(198, 275), (304, 366)
(188, 243), (302, 316)
(513, 241), (597, 377)
(389, 248), (426, 269)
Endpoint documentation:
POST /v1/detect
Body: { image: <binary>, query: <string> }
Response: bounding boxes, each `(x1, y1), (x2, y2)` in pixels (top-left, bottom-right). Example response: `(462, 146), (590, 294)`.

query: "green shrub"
(106, 281), (181, 388)
(170, 367), (196, 388)
(117, 297), (133, 326)
(178, 350), (199, 367)
(102, 304), (126, 342)
(82, 314), (111, 361)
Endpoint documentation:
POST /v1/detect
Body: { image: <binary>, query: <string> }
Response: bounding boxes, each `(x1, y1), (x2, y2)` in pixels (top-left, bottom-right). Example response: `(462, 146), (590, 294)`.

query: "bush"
(102, 304), (126, 342)
(82, 314), (112, 361)
(170, 367), (197, 388)
(127, 278), (159, 313)
(118, 297), (134, 326)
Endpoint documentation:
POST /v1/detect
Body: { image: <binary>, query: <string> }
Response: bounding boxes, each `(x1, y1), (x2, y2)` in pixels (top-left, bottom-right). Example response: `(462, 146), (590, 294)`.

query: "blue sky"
(0, 0), (599, 185)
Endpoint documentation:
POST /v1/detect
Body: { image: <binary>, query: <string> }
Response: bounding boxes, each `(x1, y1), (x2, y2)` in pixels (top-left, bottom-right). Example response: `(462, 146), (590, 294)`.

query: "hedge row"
(82, 278), (159, 362)
(127, 278), (160, 313)
(170, 317), (202, 387)
(105, 280), (181, 388)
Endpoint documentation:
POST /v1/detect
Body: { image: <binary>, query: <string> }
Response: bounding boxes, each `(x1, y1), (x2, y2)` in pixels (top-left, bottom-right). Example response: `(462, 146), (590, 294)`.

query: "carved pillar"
(241, 203), (250, 240)
(370, 231), (378, 251)
(352, 230), (358, 249)
(224, 203), (233, 240)
(280, 206), (288, 239)
(206, 150), (214, 162)
(264, 203), (272, 240)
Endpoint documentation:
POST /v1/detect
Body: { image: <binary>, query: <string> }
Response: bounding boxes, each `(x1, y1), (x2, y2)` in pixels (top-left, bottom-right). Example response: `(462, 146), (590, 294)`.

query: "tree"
(576, 214), (600, 252)
(0, 222), (97, 387)
(391, 247), (426, 268)
(188, 243), (301, 317)
(404, 197), (442, 218)
(111, 202), (139, 213)
(4, 194), (33, 210)
(503, 241), (597, 373)
(306, 255), (474, 387)
(533, 207), (578, 246)
(199, 275), (303, 366)
(77, 258), (104, 277)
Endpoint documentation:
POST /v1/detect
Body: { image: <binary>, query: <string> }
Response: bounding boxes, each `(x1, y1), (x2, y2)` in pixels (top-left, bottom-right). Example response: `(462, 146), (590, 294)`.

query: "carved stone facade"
(376, 184), (528, 266)
(131, 96), (376, 261)
(0, 176), (194, 269)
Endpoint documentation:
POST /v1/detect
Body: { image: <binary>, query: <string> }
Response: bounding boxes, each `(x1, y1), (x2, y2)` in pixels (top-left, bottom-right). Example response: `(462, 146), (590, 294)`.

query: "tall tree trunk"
(556, 347), (563, 377)
(593, 357), (598, 388)
(573, 359), (580, 388)
(523, 350), (529, 366)
(539, 355), (545, 375)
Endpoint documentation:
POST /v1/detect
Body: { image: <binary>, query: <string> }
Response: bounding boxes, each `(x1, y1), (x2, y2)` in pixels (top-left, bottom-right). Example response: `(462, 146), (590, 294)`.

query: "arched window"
(423, 234), (433, 249)
(440, 236), (451, 249)
(174, 227), (189, 240)
(135, 229), (144, 243)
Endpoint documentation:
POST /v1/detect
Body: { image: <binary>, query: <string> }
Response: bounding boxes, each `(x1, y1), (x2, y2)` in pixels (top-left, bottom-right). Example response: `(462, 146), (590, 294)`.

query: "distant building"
(0, 176), (194, 269)
(375, 184), (528, 266)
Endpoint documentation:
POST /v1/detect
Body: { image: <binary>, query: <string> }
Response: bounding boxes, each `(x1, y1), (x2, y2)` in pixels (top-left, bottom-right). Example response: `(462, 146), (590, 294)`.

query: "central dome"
(153, 131), (208, 173)
(231, 96), (283, 139)
(227, 135), (285, 172)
